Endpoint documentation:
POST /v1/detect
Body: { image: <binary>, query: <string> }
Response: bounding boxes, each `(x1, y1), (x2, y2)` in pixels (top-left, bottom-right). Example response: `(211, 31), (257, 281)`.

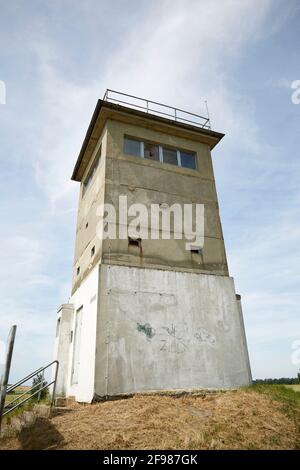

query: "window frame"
(123, 135), (197, 170)
(179, 149), (197, 170)
(162, 145), (179, 166)
(143, 140), (160, 162)
(124, 136), (142, 158)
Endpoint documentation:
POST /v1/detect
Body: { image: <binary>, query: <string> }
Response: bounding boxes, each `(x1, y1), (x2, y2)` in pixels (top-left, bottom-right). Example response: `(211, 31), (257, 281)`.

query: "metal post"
(37, 369), (44, 402)
(0, 325), (17, 433)
(204, 100), (211, 128)
(49, 361), (59, 417)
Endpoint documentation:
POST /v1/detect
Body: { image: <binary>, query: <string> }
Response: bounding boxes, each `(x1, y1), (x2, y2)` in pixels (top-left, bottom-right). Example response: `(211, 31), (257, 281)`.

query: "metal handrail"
(103, 89), (211, 129)
(6, 367), (44, 394)
(6, 360), (58, 393)
(0, 360), (59, 425)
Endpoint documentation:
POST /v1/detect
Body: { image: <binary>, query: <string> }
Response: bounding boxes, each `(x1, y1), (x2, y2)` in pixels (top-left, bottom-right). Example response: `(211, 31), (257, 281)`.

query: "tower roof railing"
(103, 89), (211, 130)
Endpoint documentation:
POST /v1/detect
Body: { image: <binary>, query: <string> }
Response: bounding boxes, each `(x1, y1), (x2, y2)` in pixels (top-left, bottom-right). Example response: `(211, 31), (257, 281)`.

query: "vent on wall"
(56, 318), (61, 337)
(190, 246), (202, 254)
(128, 237), (141, 248)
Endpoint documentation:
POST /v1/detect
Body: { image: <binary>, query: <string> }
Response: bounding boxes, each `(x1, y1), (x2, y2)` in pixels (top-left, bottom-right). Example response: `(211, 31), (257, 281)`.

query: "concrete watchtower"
(54, 90), (252, 402)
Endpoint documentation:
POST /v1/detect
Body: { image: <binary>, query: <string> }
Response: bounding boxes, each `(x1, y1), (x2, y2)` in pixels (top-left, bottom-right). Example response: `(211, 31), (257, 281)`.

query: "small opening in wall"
(70, 331), (73, 342)
(190, 247), (202, 254)
(91, 245), (95, 257)
(77, 266), (80, 276)
(128, 237), (141, 248)
(56, 318), (61, 337)
(85, 222), (88, 229)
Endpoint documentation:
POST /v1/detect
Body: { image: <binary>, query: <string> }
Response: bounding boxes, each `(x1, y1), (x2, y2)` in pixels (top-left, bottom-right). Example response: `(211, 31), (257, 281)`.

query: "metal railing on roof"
(103, 89), (211, 130)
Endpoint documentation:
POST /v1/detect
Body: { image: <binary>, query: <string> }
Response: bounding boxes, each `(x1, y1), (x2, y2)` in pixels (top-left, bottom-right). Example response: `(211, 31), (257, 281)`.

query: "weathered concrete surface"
(72, 131), (106, 294)
(236, 294), (252, 384)
(53, 304), (74, 396)
(94, 265), (252, 397)
(71, 113), (228, 294)
(102, 118), (228, 275)
(72, 100), (224, 182)
(54, 101), (252, 402)
(54, 269), (99, 402)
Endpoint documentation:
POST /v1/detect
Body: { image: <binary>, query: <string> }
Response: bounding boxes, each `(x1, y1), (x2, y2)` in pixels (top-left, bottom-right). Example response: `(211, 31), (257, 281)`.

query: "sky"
(0, 0), (299, 382)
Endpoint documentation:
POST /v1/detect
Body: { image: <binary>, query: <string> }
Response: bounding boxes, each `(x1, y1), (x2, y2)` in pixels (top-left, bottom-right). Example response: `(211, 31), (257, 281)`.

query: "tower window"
(144, 142), (159, 161)
(124, 137), (141, 157)
(123, 136), (197, 170)
(82, 145), (101, 196)
(162, 147), (178, 166)
(76, 266), (80, 276)
(180, 151), (196, 169)
(91, 246), (95, 257)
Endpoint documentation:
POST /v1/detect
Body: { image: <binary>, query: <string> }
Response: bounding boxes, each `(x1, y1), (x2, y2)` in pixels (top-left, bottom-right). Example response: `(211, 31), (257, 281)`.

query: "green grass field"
(284, 384), (300, 393)
(4, 386), (31, 405)
(5, 393), (31, 405)
(249, 384), (300, 449)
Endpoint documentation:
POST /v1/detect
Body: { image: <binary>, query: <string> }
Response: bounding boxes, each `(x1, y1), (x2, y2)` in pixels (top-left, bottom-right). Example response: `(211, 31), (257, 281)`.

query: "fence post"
(0, 325), (17, 433)
(37, 370), (45, 402)
(49, 361), (59, 417)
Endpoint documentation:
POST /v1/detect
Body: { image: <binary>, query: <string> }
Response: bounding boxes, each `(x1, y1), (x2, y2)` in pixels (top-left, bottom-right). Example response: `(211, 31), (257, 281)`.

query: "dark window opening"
(190, 247), (202, 254)
(76, 266), (80, 276)
(56, 318), (61, 337)
(144, 142), (159, 161)
(128, 237), (141, 247)
(163, 147), (178, 165)
(91, 246), (95, 257)
(180, 151), (197, 169)
(85, 222), (88, 229)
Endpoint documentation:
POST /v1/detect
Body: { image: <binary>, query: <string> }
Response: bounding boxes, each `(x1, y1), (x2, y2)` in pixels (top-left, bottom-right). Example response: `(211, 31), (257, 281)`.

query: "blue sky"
(0, 0), (299, 381)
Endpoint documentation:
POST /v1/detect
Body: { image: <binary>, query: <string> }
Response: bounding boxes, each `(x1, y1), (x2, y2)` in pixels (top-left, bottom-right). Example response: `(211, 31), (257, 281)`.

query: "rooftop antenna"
(205, 99), (211, 129)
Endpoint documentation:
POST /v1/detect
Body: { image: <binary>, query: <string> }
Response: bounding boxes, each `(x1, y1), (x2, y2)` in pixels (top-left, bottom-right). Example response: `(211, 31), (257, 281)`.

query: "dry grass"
(0, 387), (299, 450)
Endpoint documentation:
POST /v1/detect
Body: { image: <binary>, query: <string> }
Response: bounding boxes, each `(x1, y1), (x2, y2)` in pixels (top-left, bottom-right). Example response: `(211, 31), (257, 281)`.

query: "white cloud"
(30, 0), (275, 210)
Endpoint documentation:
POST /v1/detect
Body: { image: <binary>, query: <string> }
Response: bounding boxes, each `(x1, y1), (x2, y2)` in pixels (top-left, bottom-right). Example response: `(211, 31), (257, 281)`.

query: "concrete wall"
(72, 111), (229, 295)
(56, 267), (99, 402)
(57, 105), (252, 402)
(236, 295), (252, 384)
(53, 304), (74, 396)
(94, 264), (252, 397)
(72, 129), (107, 294)
(102, 118), (228, 275)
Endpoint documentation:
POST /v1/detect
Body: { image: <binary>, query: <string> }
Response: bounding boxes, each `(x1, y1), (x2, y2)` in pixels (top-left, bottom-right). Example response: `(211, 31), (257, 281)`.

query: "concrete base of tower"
(54, 264), (252, 403)
(94, 264), (252, 397)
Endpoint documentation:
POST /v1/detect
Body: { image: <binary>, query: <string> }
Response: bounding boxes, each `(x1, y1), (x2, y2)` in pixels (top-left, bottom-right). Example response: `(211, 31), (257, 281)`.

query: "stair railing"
(0, 360), (59, 432)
